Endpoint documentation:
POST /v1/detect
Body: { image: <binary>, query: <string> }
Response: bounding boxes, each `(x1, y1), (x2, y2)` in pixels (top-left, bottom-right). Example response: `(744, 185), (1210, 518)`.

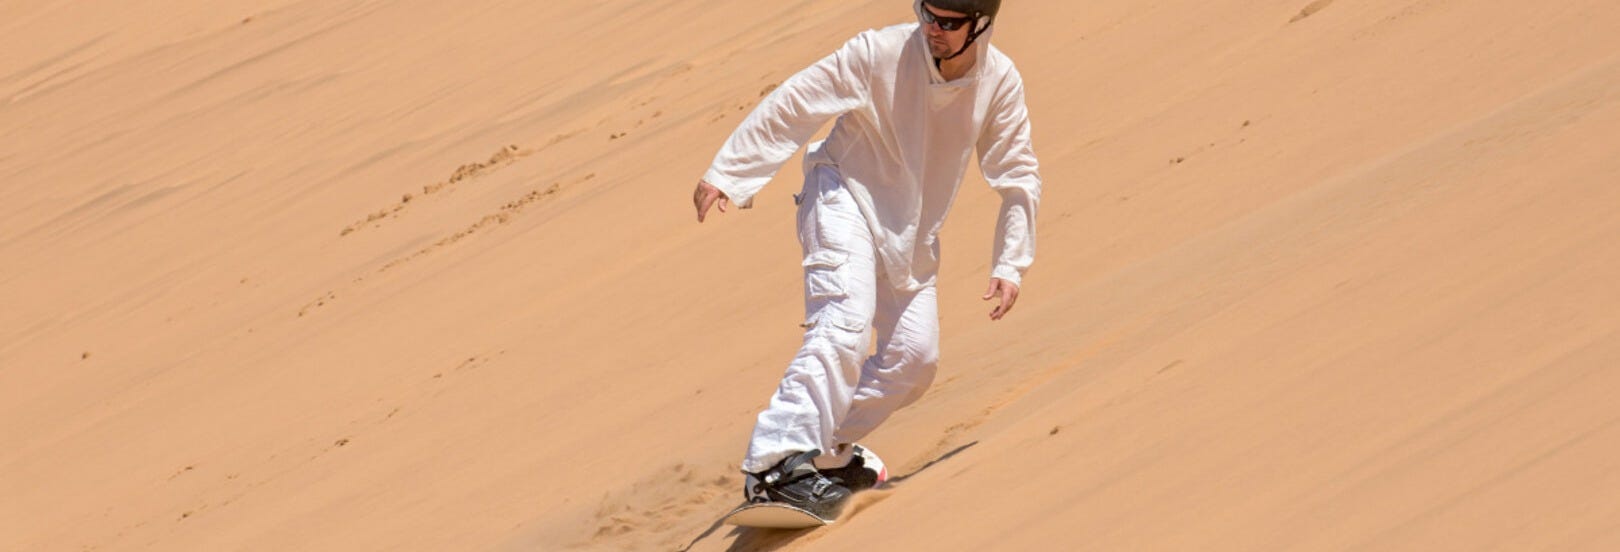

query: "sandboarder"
(692, 0), (1041, 522)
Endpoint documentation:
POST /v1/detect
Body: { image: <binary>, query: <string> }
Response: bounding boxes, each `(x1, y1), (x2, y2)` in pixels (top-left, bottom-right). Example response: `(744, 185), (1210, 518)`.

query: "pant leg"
(741, 165), (877, 474)
(832, 283), (940, 446)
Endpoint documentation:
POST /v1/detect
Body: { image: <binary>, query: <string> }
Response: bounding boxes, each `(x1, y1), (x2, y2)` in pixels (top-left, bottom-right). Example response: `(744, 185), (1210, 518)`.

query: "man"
(691, 0), (1040, 518)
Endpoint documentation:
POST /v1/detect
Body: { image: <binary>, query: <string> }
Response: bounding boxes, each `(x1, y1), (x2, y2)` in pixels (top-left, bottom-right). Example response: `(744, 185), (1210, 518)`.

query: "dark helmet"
(914, 0), (1000, 60)
(921, 0), (999, 21)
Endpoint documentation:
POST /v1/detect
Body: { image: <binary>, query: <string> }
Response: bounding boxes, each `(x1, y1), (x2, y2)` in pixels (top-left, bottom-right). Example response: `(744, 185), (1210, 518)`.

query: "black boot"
(743, 449), (852, 520)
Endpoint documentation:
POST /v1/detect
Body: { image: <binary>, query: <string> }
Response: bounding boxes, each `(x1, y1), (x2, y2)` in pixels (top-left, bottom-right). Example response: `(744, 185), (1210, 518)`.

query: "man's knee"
(914, 336), (940, 369)
(891, 329), (939, 371)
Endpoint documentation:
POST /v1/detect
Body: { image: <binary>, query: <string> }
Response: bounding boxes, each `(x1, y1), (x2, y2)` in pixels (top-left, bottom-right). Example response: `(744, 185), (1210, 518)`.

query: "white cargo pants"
(741, 164), (940, 474)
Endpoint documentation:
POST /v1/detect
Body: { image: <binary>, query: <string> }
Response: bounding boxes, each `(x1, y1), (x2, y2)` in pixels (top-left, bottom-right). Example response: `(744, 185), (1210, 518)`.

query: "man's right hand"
(693, 180), (730, 223)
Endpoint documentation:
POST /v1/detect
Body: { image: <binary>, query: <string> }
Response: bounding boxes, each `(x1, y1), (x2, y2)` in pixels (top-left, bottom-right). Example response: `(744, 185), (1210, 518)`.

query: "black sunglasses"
(919, 6), (974, 31)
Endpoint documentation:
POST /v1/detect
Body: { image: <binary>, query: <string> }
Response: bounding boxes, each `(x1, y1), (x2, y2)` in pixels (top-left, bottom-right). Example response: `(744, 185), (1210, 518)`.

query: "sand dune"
(3, 0), (1617, 550)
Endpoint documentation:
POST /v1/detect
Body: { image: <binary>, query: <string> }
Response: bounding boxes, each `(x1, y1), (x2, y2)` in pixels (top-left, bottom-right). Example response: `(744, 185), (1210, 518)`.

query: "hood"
(914, 28), (995, 90)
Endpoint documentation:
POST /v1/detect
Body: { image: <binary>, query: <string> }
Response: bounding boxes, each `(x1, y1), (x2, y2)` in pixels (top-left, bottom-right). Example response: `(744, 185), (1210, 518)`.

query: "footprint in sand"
(1290, 0), (1334, 22)
(339, 144), (534, 236)
(297, 291), (337, 317)
(376, 174), (584, 274)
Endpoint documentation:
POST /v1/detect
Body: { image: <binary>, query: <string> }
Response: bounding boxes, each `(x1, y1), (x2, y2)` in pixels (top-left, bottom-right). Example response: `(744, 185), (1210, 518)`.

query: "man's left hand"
(982, 278), (1020, 321)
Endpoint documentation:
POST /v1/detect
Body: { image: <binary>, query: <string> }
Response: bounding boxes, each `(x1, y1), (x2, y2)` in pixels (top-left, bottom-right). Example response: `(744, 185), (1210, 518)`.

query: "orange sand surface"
(4, 1), (1618, 550)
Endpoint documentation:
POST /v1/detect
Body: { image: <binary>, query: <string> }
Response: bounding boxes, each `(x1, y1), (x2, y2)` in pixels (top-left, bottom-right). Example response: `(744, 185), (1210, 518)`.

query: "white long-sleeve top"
(703, 23), (1041, 291)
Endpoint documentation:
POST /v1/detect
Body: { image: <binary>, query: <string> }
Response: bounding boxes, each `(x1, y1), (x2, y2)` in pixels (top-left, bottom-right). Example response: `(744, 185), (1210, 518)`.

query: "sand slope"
(3, 0), (1617, 550)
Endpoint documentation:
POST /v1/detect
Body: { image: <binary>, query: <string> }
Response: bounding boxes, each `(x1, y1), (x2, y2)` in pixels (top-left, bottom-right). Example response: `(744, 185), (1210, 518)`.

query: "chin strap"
(938, 16), (992, 61)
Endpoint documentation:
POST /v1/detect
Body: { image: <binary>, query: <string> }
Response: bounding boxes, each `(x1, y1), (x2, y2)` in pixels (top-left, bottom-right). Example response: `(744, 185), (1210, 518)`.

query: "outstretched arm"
(696, 32), (874, 217)
(977, 68), (1041, 320)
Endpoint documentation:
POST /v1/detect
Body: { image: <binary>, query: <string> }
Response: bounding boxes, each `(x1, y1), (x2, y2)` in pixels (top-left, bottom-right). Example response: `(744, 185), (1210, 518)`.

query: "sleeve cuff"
(991, 265), (1024, 287)
(702, 167), (755, 209)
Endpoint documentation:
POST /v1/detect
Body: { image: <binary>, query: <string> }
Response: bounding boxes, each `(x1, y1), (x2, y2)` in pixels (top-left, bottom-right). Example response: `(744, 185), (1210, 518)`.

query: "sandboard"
(723, 443), (886, 529)
(722, 502), (833, 529)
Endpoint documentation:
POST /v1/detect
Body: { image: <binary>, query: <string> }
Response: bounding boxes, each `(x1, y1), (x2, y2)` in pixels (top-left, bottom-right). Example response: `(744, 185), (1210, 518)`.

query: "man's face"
(919, 2), (972, 59)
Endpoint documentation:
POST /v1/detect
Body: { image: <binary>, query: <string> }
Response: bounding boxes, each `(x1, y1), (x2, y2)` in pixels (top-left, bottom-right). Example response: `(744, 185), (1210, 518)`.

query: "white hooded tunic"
(703, 22), (1041, 291)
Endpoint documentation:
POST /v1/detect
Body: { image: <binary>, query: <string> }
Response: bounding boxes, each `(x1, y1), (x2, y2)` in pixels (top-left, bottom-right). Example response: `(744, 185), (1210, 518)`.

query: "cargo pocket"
(802, 250), (849, 301)
(823, 312), (867, 333)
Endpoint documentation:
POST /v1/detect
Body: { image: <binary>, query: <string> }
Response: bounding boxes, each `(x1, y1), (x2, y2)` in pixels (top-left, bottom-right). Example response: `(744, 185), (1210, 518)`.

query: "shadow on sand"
(679, 441), (979, 552)
(884, 441), (977, 487)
